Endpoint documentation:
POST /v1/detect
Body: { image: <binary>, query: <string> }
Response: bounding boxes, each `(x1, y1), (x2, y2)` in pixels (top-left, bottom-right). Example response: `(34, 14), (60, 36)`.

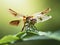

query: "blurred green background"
(0, 0), (60, 45)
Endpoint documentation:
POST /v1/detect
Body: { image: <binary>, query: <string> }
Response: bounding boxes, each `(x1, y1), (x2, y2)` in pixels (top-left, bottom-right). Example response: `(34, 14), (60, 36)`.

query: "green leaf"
(16, 32), (26, 38)
(0, 30), (60, 45)
(0, 35), (19, 44)
(47, 30), (60, 41)
(18, 30), (60, 41)
(17, 31), (50, 41)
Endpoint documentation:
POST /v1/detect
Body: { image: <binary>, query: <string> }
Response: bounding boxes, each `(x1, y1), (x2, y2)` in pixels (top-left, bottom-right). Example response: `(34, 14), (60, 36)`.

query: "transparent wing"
(9, 20), (20, 26)
(36, 15), (52, 23)
(9, 9), (24, 18)
(32, 8), (52, 23)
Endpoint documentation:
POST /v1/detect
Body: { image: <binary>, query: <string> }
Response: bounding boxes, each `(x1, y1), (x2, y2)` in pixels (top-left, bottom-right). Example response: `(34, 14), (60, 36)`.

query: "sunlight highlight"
(5, 0), (27, 4)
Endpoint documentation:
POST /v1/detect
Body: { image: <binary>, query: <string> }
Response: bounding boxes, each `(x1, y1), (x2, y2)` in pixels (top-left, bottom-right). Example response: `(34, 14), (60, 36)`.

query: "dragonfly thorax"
(25, 16), (37, 25)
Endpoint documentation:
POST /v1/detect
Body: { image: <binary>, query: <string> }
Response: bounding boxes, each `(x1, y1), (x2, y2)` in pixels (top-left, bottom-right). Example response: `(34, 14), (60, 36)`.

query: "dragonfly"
(9, 8), (52, 32)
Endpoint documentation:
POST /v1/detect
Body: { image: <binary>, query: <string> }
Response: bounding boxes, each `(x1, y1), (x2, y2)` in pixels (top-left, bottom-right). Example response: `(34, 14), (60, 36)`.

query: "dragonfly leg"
(21, 25), (25, 32)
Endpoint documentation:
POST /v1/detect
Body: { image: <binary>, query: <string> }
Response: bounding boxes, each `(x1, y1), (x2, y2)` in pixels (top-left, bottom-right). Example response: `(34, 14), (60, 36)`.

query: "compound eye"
(31, 19), (37, 22)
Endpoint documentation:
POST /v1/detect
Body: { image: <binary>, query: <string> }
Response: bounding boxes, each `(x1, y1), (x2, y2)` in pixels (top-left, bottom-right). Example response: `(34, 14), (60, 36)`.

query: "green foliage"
(47, 30), (60, 41)
(0, 35), (19, 44)
(0, 30), (60, 45)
